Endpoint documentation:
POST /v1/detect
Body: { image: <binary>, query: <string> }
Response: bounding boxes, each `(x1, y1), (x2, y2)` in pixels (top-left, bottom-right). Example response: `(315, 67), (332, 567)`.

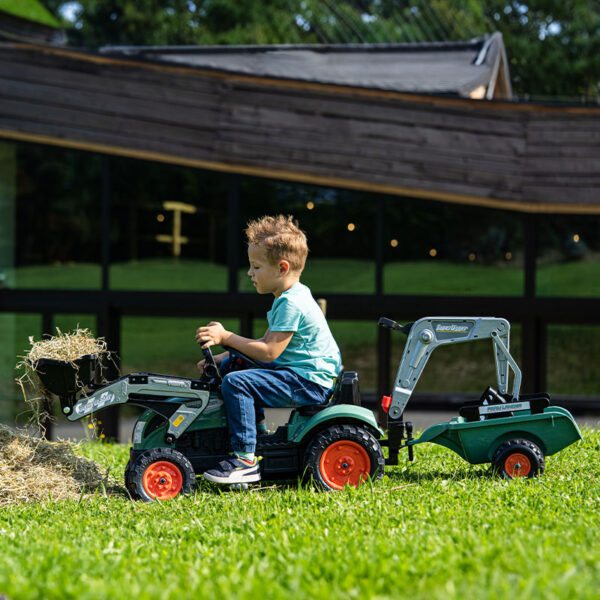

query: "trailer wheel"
(128, 448), (195, 502)
(304, 425), (384, 491)
(492, 439), (545, 479)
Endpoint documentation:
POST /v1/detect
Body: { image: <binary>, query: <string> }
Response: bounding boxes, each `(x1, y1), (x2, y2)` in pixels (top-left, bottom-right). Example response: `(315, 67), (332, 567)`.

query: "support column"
(522, 213), (544, 393)
(375, 196), (385, 296)
(0, 142), (16, 427)
(97, 157), (120, 440)
(376, 325), (391, 424)
(227, 175), (240, 294)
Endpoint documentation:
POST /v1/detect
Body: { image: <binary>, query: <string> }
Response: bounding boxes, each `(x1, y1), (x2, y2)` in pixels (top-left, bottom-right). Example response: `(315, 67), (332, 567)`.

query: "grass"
(0, 431), (599, 600)
(7, 257), (600, 296)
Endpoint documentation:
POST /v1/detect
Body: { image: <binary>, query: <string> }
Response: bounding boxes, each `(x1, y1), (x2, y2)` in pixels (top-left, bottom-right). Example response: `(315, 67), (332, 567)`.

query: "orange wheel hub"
(504, 453), (532, 478)
(319, 440), (371, 490)
(143, 461), (183, 500)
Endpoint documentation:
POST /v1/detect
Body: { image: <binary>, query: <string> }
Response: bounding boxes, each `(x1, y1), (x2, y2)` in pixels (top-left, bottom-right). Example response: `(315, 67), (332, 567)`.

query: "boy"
(195, 215), (341, 485)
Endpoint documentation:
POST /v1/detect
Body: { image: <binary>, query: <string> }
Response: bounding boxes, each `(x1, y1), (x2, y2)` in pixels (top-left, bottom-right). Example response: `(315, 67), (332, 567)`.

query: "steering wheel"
(201, 346), (222, 383)
(222, 346), (264, 371)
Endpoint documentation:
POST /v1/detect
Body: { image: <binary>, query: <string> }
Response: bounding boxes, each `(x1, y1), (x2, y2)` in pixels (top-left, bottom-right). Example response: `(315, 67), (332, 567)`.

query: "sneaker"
(203, 456), (261, 485)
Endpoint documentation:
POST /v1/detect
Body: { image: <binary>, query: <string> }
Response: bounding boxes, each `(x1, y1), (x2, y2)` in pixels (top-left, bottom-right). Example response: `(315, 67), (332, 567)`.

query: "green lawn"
(0, 433), (598, 600)
(7, 257), (600, 296)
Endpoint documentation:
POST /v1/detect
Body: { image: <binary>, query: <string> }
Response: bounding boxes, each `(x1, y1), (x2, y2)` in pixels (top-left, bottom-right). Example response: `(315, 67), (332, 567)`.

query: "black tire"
(123, 460), (138, 499)
(492, 438), (545, 479)
(127, 448), (195, 502)
(304, 424), (385, 491)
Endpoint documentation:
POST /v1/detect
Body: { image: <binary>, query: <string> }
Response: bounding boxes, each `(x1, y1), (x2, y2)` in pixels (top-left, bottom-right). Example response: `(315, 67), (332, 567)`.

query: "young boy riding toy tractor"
(32, 216), (581, 501)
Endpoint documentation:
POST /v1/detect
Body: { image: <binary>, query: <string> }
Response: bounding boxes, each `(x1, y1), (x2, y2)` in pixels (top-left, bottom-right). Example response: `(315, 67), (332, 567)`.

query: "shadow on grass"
(384, 466), (493, 483)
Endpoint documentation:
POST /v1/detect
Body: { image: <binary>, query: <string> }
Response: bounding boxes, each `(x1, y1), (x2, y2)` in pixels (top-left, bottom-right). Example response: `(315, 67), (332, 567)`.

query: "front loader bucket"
(30, 354), (99, 412)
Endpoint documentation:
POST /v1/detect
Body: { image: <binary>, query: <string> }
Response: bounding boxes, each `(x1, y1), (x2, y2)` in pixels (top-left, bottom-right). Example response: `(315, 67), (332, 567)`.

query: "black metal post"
(522, 213), (544, 394)
(227, 175), (240, 294)
(375, 196), (385, 296)
(240, 312), (254, 338)
(97, 156), (120, 440)
(376, 324), (391, 424)
(40, 312), (54, 439)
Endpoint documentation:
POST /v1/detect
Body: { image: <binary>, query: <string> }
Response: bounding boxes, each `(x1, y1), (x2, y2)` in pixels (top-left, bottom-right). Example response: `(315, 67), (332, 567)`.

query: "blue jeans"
(220, 357), (332, 453)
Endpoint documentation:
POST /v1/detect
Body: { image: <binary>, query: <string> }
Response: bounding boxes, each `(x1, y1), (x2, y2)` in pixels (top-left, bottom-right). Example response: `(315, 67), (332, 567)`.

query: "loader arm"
(387, 316), (521, 419)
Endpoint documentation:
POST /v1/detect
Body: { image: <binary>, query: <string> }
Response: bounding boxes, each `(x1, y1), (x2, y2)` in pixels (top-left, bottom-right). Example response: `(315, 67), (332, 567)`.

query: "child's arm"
(196, 322), (292, 362)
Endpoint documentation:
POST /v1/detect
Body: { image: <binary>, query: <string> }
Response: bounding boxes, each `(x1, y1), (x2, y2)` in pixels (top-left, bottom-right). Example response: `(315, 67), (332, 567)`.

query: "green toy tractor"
(34, 346), (385, 500)
(32, 315), (582, 501)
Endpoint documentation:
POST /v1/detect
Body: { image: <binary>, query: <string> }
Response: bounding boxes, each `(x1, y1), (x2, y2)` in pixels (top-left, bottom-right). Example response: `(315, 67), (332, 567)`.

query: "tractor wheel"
(128, 448), (195, 502)
(123, 460), (138, 499)
(304, 424), (384, 491)
(492, 439), (545, 479)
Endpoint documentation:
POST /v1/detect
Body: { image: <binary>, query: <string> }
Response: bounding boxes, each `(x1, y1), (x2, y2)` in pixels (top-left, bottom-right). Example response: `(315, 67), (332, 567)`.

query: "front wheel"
(127, 448), (195, 502)
(492, 439), (545, 479)
(304, 424), (384, 491)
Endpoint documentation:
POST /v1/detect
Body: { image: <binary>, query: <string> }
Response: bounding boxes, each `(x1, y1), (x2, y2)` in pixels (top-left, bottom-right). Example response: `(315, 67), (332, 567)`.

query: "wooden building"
(1, 11), (599, 437)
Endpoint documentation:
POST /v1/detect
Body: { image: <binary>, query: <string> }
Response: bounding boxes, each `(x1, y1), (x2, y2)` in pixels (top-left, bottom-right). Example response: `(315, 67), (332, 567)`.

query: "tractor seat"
(293, 370), (360, 417)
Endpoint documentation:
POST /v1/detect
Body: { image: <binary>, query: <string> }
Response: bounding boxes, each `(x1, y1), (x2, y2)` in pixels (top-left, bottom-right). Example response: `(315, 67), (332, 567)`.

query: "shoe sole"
(203, 469), (261, 485)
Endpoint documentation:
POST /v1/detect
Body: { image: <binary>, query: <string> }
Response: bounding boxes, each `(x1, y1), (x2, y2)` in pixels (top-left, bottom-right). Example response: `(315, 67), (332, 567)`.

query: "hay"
(15, 328), (109, 429)
(0, 424), (110, 507)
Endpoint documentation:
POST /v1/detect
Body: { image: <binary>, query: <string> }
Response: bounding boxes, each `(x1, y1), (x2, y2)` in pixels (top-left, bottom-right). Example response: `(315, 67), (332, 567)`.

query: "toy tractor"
(33, 346), (385, 500)
(32, 315), (581, 501)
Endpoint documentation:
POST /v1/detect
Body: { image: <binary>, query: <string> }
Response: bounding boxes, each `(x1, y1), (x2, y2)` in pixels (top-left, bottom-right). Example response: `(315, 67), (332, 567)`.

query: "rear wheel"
(128, 448), (195, 502)
(492, 439), (545, 479)
(304, 424), (384, 491)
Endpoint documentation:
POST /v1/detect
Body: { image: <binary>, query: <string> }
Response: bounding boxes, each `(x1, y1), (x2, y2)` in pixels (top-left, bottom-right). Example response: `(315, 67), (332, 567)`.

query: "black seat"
(294, 370), (360, 417)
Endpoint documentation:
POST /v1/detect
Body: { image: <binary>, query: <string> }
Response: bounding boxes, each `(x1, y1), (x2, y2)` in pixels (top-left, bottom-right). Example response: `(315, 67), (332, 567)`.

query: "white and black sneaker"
(203, 455), (261, 485)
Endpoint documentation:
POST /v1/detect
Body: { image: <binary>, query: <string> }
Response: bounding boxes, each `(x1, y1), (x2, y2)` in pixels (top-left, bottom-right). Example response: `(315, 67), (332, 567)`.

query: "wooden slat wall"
(1, 42), (599, 213)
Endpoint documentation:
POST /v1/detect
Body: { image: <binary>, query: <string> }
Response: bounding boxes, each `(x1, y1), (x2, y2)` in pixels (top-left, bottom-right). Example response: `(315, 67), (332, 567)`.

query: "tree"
(41, 0), (599, 99)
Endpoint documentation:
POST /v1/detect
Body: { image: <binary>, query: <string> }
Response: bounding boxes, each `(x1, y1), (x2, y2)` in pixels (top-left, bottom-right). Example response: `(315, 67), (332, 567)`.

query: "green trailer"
(380, 316), (582, 478)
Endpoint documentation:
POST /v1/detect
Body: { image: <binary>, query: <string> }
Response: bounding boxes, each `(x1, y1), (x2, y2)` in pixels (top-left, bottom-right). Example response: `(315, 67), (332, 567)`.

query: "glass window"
(1, 313), (42, 425)
(238, 180), (376, 294)
(121, 316), (239, 379)
(329, 320), (378, 390)
(109, 158), (228, 291)
(11, 143), (102, 289)
(537, 215), (600, 297)
(546, 325), (600, 397)
(383, 198), (524, 296)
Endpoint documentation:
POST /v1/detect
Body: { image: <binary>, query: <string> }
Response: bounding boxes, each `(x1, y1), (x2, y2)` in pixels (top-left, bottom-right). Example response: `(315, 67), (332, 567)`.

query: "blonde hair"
(245, 215), (308, 272)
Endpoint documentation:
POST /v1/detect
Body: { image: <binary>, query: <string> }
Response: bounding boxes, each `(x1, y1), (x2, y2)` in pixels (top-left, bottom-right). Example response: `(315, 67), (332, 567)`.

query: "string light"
(347, 223), (356, 232)
(505, 252), (512, 260)
(429, 248), (437, 257)
(157, 214), (165, 223)
(306, 201), (315, 210)
(390, 239), (398, 248)
(573, 234), (580, 243)
(468, 252), (476, 261)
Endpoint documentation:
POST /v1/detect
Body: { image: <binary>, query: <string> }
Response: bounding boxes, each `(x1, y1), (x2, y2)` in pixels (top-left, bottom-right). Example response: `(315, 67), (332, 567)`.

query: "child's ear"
(279, 260), (290, 275)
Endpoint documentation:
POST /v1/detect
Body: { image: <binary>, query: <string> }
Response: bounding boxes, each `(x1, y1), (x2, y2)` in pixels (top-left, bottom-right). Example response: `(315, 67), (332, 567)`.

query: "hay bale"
(0, 425), (109, 507)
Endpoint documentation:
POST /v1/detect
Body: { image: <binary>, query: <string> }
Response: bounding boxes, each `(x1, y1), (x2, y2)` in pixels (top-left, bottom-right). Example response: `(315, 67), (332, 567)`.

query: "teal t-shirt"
(267, 282), (341, 389)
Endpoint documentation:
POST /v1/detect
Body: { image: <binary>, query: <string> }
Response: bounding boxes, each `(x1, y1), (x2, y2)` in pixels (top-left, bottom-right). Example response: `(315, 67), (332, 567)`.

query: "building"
(1, 7), (598, 437)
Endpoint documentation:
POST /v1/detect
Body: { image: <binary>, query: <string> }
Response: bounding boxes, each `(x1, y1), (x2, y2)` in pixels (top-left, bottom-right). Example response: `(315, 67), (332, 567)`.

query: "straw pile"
(0, 424), (109, 507)
(0, 329), (117, 506)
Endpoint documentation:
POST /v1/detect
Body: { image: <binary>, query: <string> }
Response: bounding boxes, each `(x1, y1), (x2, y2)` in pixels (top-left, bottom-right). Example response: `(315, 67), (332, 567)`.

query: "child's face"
(247, 244), (282, 295)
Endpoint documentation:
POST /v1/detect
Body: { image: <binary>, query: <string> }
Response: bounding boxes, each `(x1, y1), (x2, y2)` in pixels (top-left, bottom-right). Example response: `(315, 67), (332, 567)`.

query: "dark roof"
(100, 33), (512, 99)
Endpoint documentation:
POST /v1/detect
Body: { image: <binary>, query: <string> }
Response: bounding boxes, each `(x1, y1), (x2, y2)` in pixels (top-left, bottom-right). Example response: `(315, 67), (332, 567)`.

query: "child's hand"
(197, 351), (228, 374)
(195, 321), (230, 348)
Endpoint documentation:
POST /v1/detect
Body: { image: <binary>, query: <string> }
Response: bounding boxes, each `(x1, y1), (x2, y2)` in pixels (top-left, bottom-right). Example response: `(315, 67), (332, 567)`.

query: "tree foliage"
(40, 0), (599, 99)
